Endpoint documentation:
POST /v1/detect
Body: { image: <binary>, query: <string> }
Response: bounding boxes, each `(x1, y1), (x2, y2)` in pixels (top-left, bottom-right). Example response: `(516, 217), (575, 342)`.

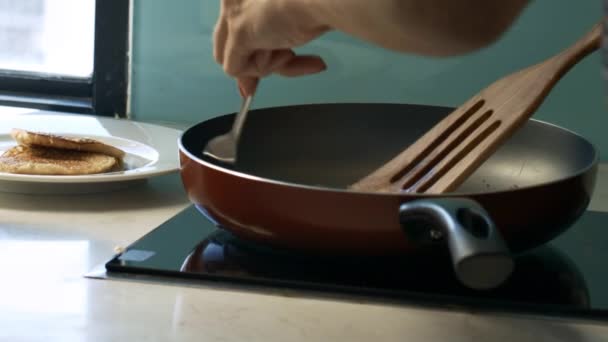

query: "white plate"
(0, 113), (183, 194)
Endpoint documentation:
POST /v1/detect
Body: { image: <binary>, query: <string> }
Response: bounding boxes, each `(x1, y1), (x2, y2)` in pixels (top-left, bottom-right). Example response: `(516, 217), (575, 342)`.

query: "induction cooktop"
(104, 205), (608, 322)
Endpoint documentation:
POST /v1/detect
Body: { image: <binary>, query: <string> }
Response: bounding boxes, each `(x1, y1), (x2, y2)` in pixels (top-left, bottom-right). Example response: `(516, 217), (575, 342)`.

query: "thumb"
(237, 77), (259, 97)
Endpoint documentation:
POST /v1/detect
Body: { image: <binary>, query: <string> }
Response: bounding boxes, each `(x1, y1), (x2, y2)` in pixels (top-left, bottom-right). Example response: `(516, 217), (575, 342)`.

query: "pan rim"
(178, 107), (599, 198)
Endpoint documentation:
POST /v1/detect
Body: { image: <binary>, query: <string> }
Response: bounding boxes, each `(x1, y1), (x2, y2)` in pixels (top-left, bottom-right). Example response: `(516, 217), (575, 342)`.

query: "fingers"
(225, 48), (326, 79)
(275, 55), (327, 77)
(215, 0), (326, 85)
(213, 1), (229, 65)
(234, 54), (325, 97)
(237, 77), (259, 97)
(213, 18), (228, 65)
(240, 49), (296, 77)
(253, 50), (272, 75)
(265, 49), (295, 73)
(222, 28), (251, 77)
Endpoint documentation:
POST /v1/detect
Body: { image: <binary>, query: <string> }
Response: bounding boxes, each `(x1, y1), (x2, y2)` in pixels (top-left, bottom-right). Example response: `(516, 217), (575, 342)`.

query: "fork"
(203, 85), (257, 164)
(349, 22), (601, 194)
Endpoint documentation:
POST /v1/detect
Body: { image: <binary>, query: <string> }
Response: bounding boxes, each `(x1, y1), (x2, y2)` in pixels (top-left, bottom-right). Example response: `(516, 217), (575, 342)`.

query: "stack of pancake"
(0, 129), (125, 175)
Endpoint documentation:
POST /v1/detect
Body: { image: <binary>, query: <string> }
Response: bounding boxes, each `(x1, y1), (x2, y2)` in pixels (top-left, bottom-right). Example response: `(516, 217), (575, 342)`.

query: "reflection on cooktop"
(105, 205), (608, 321)
(180, 230), (589, 308)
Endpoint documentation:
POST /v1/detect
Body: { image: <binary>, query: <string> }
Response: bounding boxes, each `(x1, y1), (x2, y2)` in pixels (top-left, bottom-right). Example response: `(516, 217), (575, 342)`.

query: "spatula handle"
(534, 22), (601, 90)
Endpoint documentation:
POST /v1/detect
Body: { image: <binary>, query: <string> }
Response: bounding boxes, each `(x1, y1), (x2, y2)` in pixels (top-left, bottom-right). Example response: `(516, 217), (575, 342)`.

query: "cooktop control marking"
(118, 249), (156, 262)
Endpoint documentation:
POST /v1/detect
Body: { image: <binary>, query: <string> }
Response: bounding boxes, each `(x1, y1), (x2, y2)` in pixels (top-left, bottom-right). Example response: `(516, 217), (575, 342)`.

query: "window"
(0, 0), (130, 117)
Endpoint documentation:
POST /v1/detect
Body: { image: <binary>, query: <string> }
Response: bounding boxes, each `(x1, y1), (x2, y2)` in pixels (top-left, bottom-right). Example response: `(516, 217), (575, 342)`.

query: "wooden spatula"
(350, 22), (601, 194)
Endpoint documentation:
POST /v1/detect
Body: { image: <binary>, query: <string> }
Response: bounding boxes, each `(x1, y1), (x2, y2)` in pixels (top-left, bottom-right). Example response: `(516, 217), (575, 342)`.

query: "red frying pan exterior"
(180, 152), (595, 255)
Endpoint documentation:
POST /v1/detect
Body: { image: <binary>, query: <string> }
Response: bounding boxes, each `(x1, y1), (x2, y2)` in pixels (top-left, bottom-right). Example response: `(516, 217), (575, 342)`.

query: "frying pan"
(178, 103), (598, 290)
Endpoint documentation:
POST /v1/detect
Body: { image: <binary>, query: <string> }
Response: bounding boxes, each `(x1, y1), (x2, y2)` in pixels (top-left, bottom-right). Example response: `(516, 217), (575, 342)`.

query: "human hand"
(213, 0), (330, 96)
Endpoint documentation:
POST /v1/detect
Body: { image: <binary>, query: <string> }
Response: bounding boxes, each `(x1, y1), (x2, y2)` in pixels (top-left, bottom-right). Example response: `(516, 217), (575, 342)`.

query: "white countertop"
(2, 160), (608, 341)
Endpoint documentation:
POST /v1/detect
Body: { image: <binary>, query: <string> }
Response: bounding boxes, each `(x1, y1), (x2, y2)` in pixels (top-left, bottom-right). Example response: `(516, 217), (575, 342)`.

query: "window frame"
(0, 0), (130, 117)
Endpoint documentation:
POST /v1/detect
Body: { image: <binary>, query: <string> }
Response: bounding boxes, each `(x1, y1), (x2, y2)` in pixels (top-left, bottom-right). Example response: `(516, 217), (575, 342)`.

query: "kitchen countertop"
(2, 156), (608, 341)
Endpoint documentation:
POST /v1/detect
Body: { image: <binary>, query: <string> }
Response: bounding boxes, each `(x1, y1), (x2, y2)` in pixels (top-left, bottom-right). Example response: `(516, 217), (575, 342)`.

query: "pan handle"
(399, 198), (514, 290)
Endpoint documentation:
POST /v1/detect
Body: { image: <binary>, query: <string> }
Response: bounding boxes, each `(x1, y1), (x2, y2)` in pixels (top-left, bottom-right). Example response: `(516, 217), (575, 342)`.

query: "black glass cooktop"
(106, 205), (608, 322)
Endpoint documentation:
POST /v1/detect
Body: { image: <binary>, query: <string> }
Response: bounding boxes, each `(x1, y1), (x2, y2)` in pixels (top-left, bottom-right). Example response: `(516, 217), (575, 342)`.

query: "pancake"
(0, 145), (120, 175)
(10, 128), (125, 160)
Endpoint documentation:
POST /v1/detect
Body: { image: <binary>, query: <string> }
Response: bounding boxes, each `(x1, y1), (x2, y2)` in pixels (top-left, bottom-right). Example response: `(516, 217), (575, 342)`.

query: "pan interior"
(186, 103), (597, 194)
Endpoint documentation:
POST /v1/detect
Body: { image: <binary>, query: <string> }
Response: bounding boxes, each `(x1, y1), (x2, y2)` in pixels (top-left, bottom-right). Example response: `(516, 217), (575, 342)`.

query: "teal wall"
(131, 1), (608, 160)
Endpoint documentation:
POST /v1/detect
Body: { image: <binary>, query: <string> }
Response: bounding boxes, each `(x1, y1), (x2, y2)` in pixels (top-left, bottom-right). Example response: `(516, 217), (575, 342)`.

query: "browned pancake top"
(10, 128), (126, 159)
(0, 145), (119, 175)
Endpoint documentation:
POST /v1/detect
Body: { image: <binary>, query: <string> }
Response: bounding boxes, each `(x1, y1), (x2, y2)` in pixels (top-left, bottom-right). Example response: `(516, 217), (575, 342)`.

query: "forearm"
(300, 0), (529, 56)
